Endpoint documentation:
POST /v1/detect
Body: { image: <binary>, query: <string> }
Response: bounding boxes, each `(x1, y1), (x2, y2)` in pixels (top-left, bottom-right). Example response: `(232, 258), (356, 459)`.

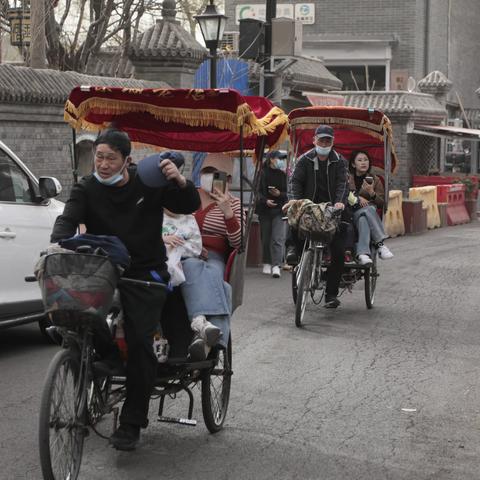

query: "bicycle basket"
(37, 253), (119, 328)
(289, 200), (339, 242)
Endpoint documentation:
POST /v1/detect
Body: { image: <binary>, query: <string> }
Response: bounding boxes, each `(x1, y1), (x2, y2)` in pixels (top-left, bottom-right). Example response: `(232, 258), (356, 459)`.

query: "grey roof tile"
(0, 64), (168, 104)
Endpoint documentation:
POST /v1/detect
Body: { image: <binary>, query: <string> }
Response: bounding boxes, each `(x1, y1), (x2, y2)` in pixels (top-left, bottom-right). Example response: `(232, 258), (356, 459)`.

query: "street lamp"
(195, 0), (227, 88)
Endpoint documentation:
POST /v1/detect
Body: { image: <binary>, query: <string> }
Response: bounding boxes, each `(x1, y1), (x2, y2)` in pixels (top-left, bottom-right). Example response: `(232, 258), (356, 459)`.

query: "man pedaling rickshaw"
(284, 125), (350, 309)
(50, 129), (200, 451)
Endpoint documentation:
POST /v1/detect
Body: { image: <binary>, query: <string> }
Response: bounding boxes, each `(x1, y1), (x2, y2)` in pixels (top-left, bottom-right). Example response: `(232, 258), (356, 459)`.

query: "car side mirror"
(39, 177), (62, 198)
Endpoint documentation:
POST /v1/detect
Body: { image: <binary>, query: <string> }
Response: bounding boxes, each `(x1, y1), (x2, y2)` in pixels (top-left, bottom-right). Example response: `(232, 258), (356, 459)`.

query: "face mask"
(315, 146), (332, 157)
(200, 173), (214, 192)
(94, 159), (128, 186)
(275, 159), (286, 170)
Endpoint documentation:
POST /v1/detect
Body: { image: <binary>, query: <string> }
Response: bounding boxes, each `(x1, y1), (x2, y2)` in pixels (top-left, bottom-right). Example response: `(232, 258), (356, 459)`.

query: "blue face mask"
(94, 160), (128, 186)
(275, 159), (286, 170)
(315, 146), (332, 157)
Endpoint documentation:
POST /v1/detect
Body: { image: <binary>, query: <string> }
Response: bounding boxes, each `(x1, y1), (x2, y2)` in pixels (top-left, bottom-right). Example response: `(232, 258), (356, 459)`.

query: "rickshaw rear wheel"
(295, 249), (313, 328)
(364, 256), (378, 309)
(39, 349), (87, 480)
(201, 336), (232, 433)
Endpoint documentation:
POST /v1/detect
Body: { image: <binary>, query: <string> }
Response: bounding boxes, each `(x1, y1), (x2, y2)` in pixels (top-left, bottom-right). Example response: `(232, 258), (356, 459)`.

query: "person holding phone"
(348, 150), (393, 266)
(256, 150), (288, 278)
(178, 153), (244, 361)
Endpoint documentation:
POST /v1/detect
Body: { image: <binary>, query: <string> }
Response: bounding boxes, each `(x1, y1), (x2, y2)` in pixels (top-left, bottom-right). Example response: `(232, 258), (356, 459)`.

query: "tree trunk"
(30, 0), (47, 68)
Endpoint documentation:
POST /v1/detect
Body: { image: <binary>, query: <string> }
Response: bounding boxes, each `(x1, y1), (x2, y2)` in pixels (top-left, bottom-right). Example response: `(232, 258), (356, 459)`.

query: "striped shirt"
(194, 195), (244, 254)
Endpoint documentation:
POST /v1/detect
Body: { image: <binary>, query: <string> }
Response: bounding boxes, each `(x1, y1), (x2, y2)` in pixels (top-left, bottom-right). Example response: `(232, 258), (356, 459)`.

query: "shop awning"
(412, 124), (480, 141)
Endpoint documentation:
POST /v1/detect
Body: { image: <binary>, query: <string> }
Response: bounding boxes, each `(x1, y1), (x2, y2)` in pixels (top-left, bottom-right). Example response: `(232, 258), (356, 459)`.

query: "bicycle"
(33, 251), (232, 480)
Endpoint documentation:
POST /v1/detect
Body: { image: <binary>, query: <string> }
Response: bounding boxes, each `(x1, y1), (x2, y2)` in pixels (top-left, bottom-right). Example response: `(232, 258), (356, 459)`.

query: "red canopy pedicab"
(287, 106), (397, 326)
(37, 87), (288, 480)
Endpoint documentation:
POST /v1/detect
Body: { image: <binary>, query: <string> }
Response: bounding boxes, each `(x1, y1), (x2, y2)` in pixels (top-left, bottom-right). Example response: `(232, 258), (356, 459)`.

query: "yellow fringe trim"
(64, 97), (268, 137)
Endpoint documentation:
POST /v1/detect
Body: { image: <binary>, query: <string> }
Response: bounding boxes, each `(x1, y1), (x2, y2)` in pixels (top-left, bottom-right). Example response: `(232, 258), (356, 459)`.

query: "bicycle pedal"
(157, 415), (197, 426)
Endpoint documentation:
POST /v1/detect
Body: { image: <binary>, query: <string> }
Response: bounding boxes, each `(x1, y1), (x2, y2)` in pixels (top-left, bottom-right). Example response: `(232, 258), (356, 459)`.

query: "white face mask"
(200, 173), (214, 192)
(94, 159), (128, 186)
(315, 146), (332, 157)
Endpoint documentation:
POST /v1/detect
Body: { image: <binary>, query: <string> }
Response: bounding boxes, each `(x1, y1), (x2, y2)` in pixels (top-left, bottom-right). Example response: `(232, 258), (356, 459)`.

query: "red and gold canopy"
(288, 106), (398, 174)
(65, 87), (288, 154)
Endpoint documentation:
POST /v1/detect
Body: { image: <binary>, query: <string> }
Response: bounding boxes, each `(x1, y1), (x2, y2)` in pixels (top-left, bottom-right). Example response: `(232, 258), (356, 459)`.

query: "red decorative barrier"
(436, 184), (470, 225)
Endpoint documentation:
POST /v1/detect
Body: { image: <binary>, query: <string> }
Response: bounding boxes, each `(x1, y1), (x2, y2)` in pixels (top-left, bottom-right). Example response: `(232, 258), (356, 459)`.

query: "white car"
(0, 140), (64, 335)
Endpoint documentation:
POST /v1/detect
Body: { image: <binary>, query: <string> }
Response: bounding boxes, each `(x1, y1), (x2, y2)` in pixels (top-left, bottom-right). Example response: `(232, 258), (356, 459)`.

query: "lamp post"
(195, 0), (227, 88)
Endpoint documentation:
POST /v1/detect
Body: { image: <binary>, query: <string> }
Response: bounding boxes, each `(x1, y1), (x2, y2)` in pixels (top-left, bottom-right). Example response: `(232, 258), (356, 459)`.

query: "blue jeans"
(353, 205), (387, 257)
(180, 251), (231, 347)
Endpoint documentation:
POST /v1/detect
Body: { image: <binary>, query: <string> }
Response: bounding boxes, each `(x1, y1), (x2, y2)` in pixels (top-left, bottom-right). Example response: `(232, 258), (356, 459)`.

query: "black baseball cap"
(314, 125), (334, 138)
(137, 151), (185, 188)
(266, 150), (287, 160)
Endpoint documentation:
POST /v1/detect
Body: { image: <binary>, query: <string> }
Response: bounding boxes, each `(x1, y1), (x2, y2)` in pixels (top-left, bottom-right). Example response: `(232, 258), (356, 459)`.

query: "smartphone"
(268, 186), (276, 191)
(365, 176), (374, 185)
(212, 171), (227, 193)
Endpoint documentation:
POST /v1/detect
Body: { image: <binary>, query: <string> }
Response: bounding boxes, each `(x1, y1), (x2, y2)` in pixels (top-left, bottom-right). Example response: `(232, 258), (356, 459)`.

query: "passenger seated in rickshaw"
(348, 151), (394, 266)
(284, 125), (350, 309)
(179, 153), (243, 361)
(50, 130), (200, 451)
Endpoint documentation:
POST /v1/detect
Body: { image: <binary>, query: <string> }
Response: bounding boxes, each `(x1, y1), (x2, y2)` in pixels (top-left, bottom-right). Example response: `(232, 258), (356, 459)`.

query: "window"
(327, 65), (386, 91)
(0, 150), (34, 203)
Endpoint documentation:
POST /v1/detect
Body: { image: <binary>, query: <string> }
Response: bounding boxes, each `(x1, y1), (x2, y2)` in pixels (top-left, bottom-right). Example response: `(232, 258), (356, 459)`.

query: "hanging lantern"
(7, 6), (31, 47)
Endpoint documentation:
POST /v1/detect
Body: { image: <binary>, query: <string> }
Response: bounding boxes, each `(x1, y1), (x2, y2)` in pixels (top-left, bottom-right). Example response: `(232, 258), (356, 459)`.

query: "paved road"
(1, 222), (480, 480)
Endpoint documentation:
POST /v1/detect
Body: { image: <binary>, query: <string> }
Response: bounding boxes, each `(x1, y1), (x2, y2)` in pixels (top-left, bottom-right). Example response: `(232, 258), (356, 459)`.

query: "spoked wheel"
(295, 249), (313, 328)
(39, 349), (87, 480)
(364, 254), (378, 309)
(201, 336), (232, 433)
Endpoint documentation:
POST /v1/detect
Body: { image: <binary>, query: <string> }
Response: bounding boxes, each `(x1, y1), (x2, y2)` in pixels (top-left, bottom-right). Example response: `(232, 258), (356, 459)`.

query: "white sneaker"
(378, 244), (394, 260)
(262, 264), (272, 275)
(357, 254), (373, 266)
(191, 315), (222, 346)
(271, 266), (281, 278)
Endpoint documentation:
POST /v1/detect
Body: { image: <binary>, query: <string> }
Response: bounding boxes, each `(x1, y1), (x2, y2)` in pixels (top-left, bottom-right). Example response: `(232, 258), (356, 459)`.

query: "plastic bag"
(166, 247), (186, 287)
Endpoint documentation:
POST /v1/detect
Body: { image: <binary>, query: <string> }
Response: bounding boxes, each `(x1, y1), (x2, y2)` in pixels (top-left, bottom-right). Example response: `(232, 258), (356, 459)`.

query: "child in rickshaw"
(348, 151), (394, 266)
(180, 153), (244, 361)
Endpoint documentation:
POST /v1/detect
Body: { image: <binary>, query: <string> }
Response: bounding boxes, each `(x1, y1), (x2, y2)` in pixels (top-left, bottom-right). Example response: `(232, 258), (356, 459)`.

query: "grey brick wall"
(227, 0), (480, 108)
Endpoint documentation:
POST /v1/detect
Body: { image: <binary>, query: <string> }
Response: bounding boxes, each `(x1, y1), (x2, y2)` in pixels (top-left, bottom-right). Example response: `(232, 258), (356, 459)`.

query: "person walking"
(256, 150), (288, 278)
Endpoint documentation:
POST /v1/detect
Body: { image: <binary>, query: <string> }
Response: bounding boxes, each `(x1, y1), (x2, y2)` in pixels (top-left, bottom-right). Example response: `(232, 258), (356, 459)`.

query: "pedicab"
(287, 106), (398, 326)
(36, 87), (288, 480)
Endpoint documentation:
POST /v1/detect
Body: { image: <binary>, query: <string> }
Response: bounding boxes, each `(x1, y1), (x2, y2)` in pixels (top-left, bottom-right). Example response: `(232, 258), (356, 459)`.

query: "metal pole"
(264, 0), (277, 98)
(210, 46), (217, 88)
(239, 125), (244, 251)
(71, 128), (78, 184)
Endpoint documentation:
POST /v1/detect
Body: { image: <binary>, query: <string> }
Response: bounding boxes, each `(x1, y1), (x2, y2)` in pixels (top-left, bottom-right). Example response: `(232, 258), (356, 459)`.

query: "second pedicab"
(37, 87), (288, 480)
(286, 106), (398, 327)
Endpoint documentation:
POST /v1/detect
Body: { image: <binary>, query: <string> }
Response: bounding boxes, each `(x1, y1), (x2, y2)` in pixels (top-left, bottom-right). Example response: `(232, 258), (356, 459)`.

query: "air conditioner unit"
(220, 31), (239, 53)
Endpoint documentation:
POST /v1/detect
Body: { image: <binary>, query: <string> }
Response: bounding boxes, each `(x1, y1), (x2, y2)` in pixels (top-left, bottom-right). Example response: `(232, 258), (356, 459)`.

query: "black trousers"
(118, 278), (167, 428)
(287, 227), (346, 297)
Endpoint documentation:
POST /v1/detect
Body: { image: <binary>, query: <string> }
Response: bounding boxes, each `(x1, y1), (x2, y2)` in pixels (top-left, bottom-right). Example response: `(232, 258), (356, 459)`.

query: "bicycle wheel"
(201, 336), (232, 433)
(295, 249), (313, 328)
(291, 267), (298, 304)
(364, 255), (378, 309)
(39, 349), (87, 480)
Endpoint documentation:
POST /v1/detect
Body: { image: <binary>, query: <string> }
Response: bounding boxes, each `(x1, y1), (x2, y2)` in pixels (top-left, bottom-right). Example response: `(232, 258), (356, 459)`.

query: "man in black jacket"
(51, 129), (200, 450)
(285, 125), (349, 308)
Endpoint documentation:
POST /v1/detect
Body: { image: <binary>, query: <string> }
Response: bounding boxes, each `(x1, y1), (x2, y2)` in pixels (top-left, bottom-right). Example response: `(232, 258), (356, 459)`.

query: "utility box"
(239, 18), (265, 60)
(271, 18), (302, 57)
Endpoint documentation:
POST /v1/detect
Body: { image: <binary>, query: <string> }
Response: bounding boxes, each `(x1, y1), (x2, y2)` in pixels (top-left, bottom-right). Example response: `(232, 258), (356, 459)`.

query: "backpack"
(287, 199), (339, 242)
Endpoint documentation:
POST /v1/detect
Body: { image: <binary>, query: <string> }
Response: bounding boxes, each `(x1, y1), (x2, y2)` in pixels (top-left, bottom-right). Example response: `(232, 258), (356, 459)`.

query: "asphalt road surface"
(1, 222), (479, 480)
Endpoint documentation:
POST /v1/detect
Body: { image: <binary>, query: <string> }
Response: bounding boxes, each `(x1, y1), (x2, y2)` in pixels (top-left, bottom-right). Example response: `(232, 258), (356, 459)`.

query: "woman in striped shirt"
(180, 153), (244, 361)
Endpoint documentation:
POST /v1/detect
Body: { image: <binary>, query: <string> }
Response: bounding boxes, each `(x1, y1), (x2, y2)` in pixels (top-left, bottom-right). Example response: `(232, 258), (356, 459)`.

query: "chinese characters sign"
(236, 3), (315, 25)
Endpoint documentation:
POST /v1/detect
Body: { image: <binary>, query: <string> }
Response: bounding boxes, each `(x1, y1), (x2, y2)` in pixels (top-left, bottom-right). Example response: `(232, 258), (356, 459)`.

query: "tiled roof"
(0, 64), (168, 104)
(417, 71), (452, 94)
(283, 56), (342, 91)
(249, 56), (342, 92)
(340, 91), (446, 116)
(129, 19), (206, 63)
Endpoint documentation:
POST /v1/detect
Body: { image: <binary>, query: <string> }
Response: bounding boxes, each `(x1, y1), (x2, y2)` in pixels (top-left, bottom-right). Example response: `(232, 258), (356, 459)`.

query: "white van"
(0, 140), (64, 335)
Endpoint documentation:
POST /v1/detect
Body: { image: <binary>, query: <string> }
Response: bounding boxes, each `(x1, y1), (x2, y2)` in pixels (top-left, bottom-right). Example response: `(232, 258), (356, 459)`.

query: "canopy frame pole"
(71, 128), (78, 184)
(239, 125), (245, 252)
